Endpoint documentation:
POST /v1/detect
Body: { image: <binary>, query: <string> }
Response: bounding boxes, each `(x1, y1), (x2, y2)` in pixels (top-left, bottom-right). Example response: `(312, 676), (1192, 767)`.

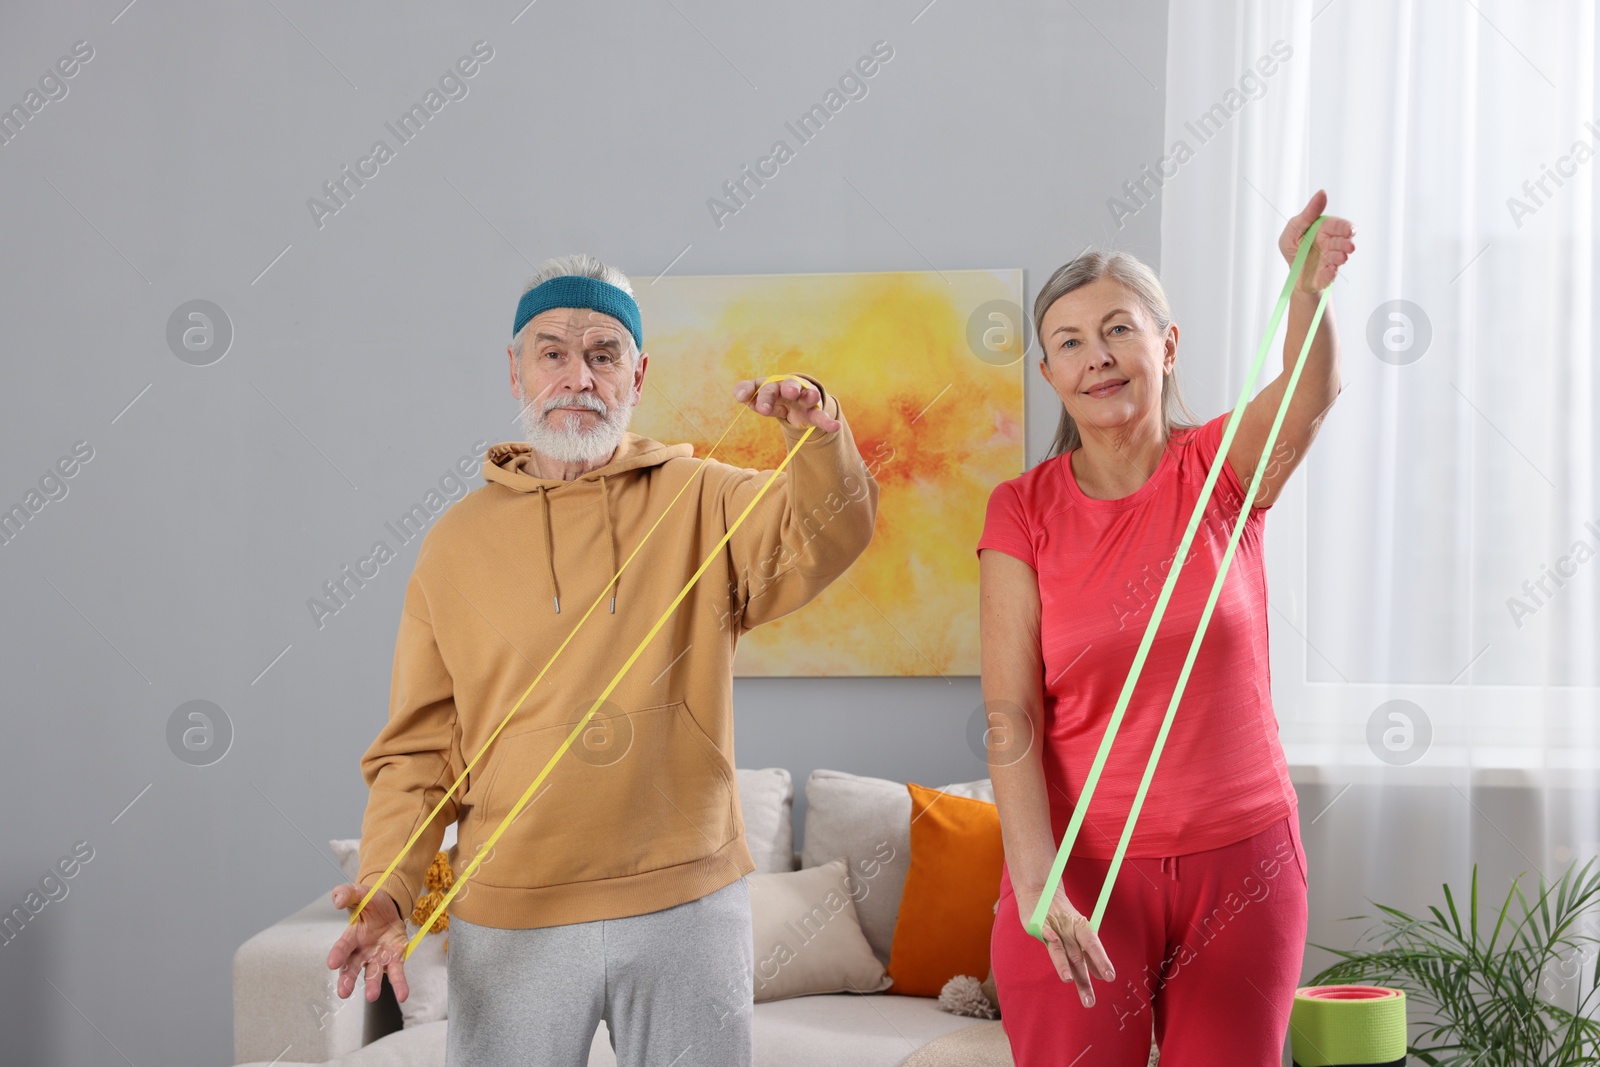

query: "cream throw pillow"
(749, 859), (893, 1002)
(735, 767), (797, 873)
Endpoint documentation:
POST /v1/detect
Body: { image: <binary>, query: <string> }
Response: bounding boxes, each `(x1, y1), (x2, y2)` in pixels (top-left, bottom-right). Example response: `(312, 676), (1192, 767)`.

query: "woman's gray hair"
(510, 253), (637, 362)
(1031, 249), (1200, 460)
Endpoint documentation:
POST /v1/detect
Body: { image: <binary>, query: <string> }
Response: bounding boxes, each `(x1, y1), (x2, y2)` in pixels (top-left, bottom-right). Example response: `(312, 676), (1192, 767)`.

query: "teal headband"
(512, 275), (642, 353)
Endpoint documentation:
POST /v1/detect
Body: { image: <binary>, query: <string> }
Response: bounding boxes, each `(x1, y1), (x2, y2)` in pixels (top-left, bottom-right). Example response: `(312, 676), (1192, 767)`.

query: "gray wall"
(0, 1), (1168, 1062)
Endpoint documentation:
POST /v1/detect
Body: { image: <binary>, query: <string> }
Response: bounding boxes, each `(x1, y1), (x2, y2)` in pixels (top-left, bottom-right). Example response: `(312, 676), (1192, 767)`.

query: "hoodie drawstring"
(534, 477), (620, 615)
(537, 485), (560, 613)
(599, 475), (618, 613)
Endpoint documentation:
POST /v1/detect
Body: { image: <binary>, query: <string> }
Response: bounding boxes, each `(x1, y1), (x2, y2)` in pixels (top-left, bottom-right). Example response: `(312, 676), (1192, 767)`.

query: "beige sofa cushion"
(748, 991), (993, 1066)
(737, 766), (798, 873)
(749, 859), (892, 1002)
(799, 769), (994, 964)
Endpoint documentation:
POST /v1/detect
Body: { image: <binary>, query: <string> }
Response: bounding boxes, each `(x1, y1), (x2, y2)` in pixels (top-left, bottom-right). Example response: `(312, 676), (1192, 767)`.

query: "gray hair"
(1031, 248), (1200, 460)
(510, 253), (638, 363)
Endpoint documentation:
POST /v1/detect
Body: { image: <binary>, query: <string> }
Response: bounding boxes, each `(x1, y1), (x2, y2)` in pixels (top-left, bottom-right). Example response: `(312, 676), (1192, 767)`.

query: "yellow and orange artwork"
(631, 269), (1026, 677)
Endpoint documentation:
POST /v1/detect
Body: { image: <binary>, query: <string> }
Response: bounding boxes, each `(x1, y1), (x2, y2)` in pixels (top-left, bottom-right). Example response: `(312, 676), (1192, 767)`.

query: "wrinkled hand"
(1280, 189), (1356, 293)
(733, 376), (841, 434)
(327, 883), (411, 1004)
(1023, 883), (1115, 1007)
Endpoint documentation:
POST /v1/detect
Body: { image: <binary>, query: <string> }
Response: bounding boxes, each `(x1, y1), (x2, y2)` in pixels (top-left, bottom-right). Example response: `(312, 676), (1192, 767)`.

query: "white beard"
(518, 388), (636, 466)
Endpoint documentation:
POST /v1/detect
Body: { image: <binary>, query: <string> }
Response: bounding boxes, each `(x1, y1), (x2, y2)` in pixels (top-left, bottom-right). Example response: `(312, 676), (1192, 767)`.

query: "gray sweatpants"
(445, 876), (754, 1067)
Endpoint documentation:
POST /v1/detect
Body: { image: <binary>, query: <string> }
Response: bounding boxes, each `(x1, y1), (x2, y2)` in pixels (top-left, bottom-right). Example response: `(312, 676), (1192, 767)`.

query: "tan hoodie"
(356, 391), (877, 929)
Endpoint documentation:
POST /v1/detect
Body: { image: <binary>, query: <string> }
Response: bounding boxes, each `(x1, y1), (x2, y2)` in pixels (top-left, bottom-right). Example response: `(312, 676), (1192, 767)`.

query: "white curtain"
(1159, 0), (1600, 986)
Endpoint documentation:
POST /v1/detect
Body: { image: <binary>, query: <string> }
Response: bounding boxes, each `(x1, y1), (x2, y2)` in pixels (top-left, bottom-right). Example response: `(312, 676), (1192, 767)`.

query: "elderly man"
(326, 253), (878, 1067)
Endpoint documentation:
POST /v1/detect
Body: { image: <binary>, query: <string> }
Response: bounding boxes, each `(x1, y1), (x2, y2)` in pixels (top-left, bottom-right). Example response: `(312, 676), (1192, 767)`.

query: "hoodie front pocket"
(464, 700), (738, 889)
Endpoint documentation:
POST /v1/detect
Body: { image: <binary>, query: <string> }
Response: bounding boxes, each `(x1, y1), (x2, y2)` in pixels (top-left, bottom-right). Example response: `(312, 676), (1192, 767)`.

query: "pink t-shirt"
(976, 411), (1297, 859)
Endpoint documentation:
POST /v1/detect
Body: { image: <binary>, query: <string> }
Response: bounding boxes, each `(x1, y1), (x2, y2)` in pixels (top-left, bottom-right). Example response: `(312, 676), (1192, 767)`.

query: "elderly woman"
(979, 192), (1355, 1065)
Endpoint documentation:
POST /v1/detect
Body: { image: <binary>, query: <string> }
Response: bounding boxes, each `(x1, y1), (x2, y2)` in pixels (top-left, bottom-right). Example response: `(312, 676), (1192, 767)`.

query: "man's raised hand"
(733, 375), (841, 434)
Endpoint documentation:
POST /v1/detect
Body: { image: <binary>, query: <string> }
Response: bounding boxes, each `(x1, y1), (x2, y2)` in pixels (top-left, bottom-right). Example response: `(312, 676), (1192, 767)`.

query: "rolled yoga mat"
(1289, 985), (1407, 1067)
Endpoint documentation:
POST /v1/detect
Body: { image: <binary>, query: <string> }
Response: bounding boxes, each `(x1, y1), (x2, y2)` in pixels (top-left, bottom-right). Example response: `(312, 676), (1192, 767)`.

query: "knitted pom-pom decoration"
(937, 974), (998, 1019)
(408, 852), (454, 935)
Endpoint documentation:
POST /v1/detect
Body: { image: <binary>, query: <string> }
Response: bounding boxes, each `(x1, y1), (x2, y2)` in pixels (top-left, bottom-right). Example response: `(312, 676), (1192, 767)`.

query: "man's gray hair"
(510, 253), (638, 362)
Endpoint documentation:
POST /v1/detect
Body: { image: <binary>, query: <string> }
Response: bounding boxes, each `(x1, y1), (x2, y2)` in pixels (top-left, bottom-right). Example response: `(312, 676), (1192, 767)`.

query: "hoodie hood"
(481, 432), (694, 615)
(482, 432), (693, 492)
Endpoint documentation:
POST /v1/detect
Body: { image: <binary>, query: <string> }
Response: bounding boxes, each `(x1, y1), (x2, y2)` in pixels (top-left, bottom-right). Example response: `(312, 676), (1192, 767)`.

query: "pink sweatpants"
(990, 815), (1308, 1067)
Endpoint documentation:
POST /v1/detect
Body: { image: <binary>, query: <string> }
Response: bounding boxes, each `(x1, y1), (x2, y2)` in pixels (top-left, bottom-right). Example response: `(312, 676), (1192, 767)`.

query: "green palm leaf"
(1307, 860), (1600, 1066)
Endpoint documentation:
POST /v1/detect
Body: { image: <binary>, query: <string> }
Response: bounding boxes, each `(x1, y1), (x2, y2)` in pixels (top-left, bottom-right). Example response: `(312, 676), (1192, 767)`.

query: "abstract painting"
(630, 269), (1026, 676)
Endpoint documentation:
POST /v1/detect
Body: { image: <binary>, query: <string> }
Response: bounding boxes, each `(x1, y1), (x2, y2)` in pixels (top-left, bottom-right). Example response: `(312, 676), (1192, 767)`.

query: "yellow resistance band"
(344, 374), (822, 960)
(1025, 218), (1331, 942)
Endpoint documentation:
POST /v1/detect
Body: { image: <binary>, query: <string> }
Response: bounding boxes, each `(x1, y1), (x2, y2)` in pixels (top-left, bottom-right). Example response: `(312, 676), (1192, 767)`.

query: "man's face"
(507, 307), (648, 465)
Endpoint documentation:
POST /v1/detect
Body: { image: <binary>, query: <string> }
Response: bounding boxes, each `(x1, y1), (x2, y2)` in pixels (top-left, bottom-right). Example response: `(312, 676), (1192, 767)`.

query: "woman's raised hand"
(1280, 189), (1356, 293)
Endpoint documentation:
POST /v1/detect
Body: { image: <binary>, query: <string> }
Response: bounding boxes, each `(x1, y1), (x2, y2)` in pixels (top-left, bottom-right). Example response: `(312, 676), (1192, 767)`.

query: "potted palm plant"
(1308, 858), (1600, 1065)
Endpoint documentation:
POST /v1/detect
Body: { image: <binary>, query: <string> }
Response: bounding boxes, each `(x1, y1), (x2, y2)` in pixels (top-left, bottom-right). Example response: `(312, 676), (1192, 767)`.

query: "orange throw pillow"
(886, 782), (1005, 996)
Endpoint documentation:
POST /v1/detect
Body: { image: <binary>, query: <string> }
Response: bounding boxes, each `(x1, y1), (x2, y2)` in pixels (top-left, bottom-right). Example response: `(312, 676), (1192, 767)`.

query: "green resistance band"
(1289, 985), (1408, 1067)
(1025, 217), (1331, 942)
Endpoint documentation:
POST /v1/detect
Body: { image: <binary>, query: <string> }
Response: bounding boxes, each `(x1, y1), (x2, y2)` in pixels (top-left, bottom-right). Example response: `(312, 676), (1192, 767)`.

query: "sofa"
(232, 768), (1012, 1067)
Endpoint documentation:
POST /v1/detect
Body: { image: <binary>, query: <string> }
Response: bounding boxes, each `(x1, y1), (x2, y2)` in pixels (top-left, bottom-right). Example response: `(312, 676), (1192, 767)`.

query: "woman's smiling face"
(1038, 276), (1175, 436)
